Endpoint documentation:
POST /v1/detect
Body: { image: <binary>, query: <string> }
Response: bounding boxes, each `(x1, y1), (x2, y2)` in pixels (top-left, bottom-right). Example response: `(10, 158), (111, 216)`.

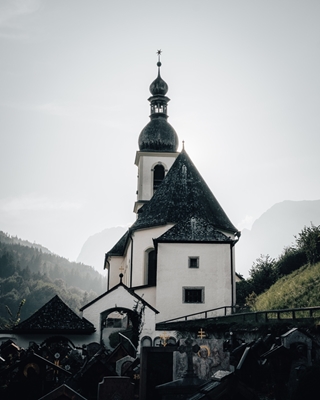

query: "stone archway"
(100, 307), (142, 354)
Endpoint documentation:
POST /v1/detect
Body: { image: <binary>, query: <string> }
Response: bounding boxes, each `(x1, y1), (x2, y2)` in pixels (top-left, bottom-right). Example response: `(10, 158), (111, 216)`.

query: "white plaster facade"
(134, 151), (179, 213)
(155, 242), (235, 322)
(81, 284), (159, 350)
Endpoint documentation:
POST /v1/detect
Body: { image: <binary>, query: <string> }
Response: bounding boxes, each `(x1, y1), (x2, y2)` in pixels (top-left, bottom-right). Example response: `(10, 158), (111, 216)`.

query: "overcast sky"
(1, 0), (320, 274)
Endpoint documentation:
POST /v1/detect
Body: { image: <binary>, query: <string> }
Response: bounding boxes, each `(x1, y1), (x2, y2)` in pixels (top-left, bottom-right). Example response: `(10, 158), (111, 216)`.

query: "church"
(80, 53), (240, 348)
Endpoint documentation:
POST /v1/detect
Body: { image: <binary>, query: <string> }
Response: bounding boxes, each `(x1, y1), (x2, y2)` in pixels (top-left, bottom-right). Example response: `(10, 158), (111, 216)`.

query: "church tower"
(134, 52), (179, 213)
(103, 53), (239, 323)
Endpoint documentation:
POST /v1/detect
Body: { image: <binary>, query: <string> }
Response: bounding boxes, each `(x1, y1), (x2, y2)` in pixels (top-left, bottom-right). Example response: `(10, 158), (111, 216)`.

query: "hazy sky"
(1, 1), (320, 274)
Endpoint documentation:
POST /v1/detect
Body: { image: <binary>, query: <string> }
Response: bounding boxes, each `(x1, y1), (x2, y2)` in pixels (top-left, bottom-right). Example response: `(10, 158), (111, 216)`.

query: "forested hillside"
(237, 223), (320, 311)
(0, 231), (107, 327)
(253, 261), (320, 311)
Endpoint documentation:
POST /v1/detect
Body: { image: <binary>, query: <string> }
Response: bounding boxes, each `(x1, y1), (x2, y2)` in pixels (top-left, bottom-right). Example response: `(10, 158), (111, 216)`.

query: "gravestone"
(174, 337), (229, 380)
(156, 337), (205, 400)
(98, 376), (134, 400)
(116, 355), (135, 376)
(140, 346), (176, 400)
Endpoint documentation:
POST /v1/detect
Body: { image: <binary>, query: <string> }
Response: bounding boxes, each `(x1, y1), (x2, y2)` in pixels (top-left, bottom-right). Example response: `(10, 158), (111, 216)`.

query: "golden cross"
(119, 265), (124, 272)
(197, 328), (206, 339)
(160, 331), (170, 347)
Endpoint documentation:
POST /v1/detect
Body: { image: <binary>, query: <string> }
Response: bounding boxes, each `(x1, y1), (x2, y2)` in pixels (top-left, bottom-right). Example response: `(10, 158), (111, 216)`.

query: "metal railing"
(158, 305), (320, 325)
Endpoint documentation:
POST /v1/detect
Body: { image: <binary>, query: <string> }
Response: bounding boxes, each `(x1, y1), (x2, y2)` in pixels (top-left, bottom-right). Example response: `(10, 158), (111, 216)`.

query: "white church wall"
(134, 286), (156, 309)
(155, 242), (233, 322)
(131, 225), (174, 287)
(135, 152), (178, 202)
(82, 285), (157, 346)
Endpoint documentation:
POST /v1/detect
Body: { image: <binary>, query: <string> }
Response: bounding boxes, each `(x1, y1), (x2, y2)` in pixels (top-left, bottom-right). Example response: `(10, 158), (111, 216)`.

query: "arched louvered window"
(153, 164), (165, 192)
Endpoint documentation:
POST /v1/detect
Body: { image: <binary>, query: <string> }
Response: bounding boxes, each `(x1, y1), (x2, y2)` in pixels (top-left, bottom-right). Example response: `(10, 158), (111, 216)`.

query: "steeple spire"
(157, 49), (162, 71)
(138, 51), (179, 152)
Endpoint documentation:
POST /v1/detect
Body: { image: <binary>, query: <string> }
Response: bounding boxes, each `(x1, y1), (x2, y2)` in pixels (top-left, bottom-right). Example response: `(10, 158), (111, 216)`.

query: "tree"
(248, 254), (277, 295)
(1, 299), (26, 329)
(276, 246), (307, 276)
(295, 223), (320, 265)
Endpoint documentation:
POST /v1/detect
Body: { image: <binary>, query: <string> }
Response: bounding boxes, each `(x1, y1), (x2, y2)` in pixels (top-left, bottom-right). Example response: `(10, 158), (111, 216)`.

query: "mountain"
(0, 232), (107, 323)
(236, 200), (320, 277)
(0, 231), (52, 254)
(77, 227), (127, 272)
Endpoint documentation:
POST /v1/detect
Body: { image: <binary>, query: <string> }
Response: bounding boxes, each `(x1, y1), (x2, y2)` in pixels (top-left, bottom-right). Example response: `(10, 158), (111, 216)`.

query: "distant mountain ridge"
(0, 231), (52, 254)
(0, 231), (107, 324)
(236, 200), (320, 277)
(76, 200), (320, 278)
(77, 227), (127, 272)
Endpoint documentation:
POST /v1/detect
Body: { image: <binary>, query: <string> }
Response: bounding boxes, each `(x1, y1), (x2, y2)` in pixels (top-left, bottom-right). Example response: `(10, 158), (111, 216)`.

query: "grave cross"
(178, 337), (200, 378)
(197, 328), (206, 339)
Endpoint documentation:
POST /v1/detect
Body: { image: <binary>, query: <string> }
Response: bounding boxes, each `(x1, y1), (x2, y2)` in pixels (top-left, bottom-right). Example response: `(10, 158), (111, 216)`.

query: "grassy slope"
(255, 261), (320, 310)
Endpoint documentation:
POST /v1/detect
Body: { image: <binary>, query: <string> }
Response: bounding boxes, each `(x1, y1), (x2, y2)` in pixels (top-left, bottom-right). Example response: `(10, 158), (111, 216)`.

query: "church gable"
(81, 282), (159, 315)
(132, 149), (238, 234)
(154, 215), (234, 243)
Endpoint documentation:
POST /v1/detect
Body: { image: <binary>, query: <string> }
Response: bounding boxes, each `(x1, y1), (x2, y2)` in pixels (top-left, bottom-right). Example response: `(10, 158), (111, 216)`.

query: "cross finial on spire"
(156, 49), (162, 69)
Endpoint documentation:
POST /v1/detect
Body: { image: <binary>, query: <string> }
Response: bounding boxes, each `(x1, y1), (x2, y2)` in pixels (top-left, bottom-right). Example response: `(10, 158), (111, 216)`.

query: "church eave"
(80, 281), (159, 314)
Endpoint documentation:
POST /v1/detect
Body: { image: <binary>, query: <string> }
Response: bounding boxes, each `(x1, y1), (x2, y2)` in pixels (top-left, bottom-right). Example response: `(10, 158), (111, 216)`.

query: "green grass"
(254, 262), (320, 311)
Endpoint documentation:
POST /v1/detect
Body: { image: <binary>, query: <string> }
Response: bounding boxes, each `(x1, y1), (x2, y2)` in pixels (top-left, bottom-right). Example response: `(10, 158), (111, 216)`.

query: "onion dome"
(139, 118), (178, 152)
(149, 67), (168, 95)
(138, 51), (179, 152)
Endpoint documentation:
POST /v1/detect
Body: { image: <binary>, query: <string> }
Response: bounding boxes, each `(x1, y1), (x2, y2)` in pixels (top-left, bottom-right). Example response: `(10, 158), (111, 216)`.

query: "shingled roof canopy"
(13, 295), (95, 334)
(106, 149), (238, 258)
(132, 149), (238, 233)
(154, 215), (234, 243)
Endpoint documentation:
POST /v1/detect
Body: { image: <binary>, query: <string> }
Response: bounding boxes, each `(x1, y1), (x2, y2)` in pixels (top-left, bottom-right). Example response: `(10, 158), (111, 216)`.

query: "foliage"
(295, 223), (320, 265)
(0, 233), (107, 324)
(1, 299), (26, 329)
(245, 292), (258, 311)
(235, 279), (253, 307)
(237, 223), (320, 308)
(276, 246), (307, 276)
(248, 254), (277, 295)
(236, 255), (277, 306)
(109, 330), (125, 348)
(254, 261), (320, 311)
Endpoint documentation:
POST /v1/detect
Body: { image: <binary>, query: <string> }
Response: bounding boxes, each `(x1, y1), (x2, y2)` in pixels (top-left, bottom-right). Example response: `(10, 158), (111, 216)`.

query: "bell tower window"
(147, 249), (157, 286)
(153, 164), (165, 192)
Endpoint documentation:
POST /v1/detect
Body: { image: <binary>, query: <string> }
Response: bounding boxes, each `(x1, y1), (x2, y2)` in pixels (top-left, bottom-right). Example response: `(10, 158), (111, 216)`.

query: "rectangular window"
(183, 287), (204, 303)
(188, 257), (199, 268)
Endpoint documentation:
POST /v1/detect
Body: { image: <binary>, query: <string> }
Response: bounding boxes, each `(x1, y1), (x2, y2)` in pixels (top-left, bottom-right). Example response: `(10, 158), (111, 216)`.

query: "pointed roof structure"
(80, 278), (158, 313)
(13, 295), (95, 334)
(105, 149), (238, 259)
(138, 50), (178, 152)
(154, 215), (234, 243)
(132, 149), (238, 233)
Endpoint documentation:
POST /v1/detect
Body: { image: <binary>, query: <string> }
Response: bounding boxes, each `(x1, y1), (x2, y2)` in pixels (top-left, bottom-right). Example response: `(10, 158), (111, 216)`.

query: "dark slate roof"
(154, 216), (233, 243)
(105, 150), (238, 258)
(13, 295), (95, 334)
(132, 149), (238, 233)
(105, 230), (129, 257)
